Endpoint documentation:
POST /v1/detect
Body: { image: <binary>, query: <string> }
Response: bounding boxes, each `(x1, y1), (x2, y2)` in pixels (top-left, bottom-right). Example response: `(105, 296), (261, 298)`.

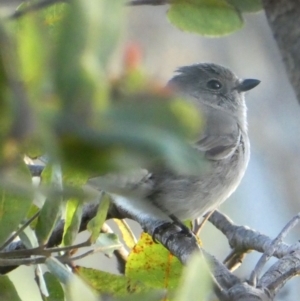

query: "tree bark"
(262, 0), (300, 103)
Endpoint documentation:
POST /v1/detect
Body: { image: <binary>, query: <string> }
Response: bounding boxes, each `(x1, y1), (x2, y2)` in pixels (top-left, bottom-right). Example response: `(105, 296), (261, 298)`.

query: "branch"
(259, 249), (300, 299)
(3, 165), (300, 301)
(208, 210), (292, 258)
(262, 0), (300, 104)
(249, 213), (300, 286)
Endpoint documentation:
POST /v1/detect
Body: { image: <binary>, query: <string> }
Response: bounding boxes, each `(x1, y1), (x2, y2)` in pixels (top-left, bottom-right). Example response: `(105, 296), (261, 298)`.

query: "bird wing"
(195, 108), (241, 160)
(87, 168), (153, 198)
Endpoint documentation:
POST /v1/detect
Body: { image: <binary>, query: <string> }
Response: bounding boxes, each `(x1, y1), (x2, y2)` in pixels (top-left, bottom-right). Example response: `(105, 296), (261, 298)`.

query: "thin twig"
(0, 243), (121, 266)
(67, 250), (94, 262)
(249, 213), (300, 286)
(0, 256), (47, 266)
(67, 244), (123, 262)
(0, 239), (90, 258)
(0, 210), (40, 251)
(194, 210), (215, 236)
(223, 249), (249, 272)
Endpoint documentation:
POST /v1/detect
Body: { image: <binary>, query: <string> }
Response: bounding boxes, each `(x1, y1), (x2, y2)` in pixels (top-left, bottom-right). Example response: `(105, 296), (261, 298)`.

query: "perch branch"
(208, 210), (291, 258)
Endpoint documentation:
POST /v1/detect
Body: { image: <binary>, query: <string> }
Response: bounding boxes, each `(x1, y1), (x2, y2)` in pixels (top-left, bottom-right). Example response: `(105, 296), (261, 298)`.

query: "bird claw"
(152, 215), (193, 244)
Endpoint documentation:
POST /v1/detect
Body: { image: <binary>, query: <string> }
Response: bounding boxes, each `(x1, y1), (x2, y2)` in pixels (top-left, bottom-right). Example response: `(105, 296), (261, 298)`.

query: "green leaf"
(61, 167), (89, 246)
(62, 167), (90, 187)
(168, 0), (243, 36)
(0, 40), (13, 144)
(87, 194), (110, 243)
(0, 160), (33, 247)
(0, 24), (22, 165)
(25, 204), (40, 229)
(16, 14), (47, 94)
(44, 272), (65, 301)
(46, 258), (98, 301)
(226, 0), (262, 12)
(0, 276), (22, 301)
(174, 253), (212, 301)
(62, 198), (83, 246)
(95, 233), (122, 256)
(43, 3), (68, 35)
(126, 233), (183, 290)
(78, 267), (153, 297)
(19, 225), (39, 249)
(36, 164), (63, 245)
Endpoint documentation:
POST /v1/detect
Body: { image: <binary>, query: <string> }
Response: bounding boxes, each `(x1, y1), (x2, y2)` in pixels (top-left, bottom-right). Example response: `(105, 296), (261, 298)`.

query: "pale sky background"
(5, 3), (300, 301)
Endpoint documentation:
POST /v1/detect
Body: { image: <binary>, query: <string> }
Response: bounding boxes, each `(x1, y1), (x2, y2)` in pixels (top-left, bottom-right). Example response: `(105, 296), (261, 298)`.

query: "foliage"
(0, 0), (263, 300)
(168, 0), (262, 36)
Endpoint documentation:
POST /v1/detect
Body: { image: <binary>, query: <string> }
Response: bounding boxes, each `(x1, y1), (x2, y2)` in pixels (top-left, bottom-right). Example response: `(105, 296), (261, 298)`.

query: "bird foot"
(152, 214), (193, 243)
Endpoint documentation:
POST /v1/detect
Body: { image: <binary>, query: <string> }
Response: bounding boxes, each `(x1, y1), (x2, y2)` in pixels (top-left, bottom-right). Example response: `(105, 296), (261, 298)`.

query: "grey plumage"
(88, 63), (260, 230)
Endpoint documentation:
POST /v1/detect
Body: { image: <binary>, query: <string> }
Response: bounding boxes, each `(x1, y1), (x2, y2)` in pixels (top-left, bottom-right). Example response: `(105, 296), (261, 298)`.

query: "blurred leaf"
(16, 14), (47, 94)
(126, 233), (183, 291)
(62, 198), (83, 246)
(62, 167), (89, 187)
(0, 24), (30, 166)
(44, 272), (65, 301)
(25, 204), (41, 229)
(0, 34), (13, 152)
(103, 99), (202, 139)
(78, 267), (153, 297)
(46, 257), (72, 284)
(0, 276), (22, 301)
(61, 166), (90, 245)
(95, 233), (122, 256)
(57, 100), (206, 175)
(54, 0), (123, 119)
(46, 258), (98, 301)
(174, 253), (212, 301)
(58, 132), (120, 174)
(226, 0), (262, 12)
(168, 0), (243, 36)
(87, 194), (110, 243)
(36, 265), (49, 298)
(36, 164), (63, 245)
(43, 3), (68, 35)
(14, 13), (51, 160)
(23, 130), (46, 159)
(0, 160), (33, 248)
(113, 219), (136, 249)
(19, 225), (39, 249)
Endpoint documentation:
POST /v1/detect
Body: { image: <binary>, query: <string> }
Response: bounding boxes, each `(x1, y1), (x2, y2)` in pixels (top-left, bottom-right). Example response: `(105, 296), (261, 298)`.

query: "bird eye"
(207, 79), (222, 90)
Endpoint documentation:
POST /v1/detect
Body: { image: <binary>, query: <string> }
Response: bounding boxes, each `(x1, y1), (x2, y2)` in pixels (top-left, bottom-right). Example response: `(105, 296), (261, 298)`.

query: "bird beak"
(236, 79), (260, 92)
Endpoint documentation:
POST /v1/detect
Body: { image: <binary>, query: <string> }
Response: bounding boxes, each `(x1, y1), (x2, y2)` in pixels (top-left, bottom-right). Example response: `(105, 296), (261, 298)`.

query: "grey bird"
(88, 63), (260, 234)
